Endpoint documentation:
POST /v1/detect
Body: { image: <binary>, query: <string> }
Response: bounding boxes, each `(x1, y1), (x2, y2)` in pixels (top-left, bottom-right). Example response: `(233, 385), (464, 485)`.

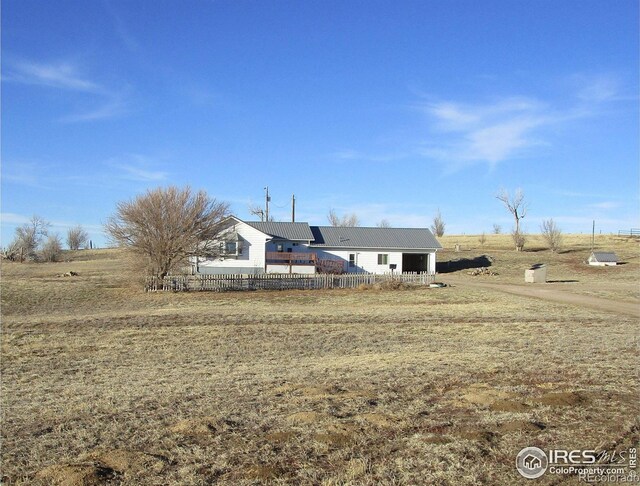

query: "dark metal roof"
(590, 251), (618, 262)
(309, 226), (442, 250)
(246, 221), (314, 241)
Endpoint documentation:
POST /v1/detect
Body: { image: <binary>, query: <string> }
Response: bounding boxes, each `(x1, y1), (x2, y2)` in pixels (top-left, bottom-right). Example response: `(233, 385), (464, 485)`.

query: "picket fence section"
(146, 272), (436, 292)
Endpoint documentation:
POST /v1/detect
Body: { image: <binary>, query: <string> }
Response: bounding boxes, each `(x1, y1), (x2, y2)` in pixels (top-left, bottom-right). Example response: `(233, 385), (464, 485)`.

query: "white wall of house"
(195, 220), (269, 274)
(588, 261), (617, 267)
(265, 241), (310, 253)
(312, 248), (437, 274)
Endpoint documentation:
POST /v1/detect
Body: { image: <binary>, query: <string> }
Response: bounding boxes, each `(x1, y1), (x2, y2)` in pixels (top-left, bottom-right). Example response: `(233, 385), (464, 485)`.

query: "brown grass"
(1, 238), (639, 485)
(439, 233), (640, 302)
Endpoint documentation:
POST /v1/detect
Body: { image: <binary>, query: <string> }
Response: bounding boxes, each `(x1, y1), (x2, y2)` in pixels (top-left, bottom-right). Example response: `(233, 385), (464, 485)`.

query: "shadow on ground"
(437, 255), (493, 274)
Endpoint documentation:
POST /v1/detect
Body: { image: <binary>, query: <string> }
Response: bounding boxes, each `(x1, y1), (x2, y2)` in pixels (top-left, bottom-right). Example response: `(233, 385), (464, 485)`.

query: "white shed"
(588, 252), (618, 266)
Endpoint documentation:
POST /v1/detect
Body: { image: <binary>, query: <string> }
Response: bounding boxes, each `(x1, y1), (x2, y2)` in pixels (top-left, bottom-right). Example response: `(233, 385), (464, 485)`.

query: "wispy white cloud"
(59, 95), (129, 123)
(574, 74), (621, 103)
(107, 154), (169, 182)
(0, 213), (31, 225)
(103, 0), (142, 53)
(5, 59), (130, 122)
(1, 161), (50, 188)
(418, 97), (555, 171)
(332, 149), (410, 163)
(5, 60), (104, 93)
(180, 84), (221, 107)
(588, 201), (621, 210)
(417, 74), (626, 173)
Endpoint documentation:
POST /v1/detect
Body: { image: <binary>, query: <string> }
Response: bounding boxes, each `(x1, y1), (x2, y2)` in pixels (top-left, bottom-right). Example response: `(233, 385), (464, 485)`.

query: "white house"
(193, 216), (441, 275)
(309, 225), (440, 274)
(588, 251), (618, 266)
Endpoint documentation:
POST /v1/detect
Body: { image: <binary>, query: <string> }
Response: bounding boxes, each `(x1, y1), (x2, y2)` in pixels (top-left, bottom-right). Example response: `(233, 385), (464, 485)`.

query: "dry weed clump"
(357, 279), (417, 291)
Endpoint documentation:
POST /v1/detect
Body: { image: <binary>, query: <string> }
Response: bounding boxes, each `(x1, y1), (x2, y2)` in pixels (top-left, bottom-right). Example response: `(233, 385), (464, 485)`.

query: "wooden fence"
(145, 272), (436, 292)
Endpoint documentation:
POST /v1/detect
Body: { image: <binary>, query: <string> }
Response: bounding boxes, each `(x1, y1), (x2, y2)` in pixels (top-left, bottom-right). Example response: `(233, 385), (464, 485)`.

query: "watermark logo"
(516, 447), (548, 479)
(515, 446), (638, 482)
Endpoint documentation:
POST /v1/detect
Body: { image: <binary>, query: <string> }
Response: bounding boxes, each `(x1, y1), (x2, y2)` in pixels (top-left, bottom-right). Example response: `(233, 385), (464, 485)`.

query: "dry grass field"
(1, 235), (639, 485)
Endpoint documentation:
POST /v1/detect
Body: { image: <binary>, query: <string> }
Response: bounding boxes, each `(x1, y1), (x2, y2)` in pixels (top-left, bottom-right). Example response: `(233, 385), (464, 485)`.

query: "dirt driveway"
(441, 276), (640, 318)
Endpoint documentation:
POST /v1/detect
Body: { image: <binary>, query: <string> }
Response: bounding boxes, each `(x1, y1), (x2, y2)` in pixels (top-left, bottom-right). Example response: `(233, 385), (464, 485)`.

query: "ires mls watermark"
(516, 446), (638, 482)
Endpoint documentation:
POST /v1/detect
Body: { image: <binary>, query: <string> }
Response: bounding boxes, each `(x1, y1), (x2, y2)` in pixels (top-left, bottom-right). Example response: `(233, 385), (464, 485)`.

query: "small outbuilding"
(525, 263), (547, 283)
(588, 251), (618, 266)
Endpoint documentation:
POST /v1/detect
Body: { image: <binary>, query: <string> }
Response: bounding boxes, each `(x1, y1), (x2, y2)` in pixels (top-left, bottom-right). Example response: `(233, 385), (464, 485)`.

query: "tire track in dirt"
(441, 277), (640, 317)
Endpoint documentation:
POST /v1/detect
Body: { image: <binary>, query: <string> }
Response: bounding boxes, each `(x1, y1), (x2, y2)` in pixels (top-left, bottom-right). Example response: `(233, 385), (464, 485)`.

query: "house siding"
(265, 241), (310, 253)
(196, 220), (269, 274)
(313, 248), (436, 274)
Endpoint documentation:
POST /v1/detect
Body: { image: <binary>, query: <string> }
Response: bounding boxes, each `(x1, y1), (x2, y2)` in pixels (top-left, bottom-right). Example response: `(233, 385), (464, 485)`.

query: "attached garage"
(402, 253), (430, 273)
(310, 226), (441, 274)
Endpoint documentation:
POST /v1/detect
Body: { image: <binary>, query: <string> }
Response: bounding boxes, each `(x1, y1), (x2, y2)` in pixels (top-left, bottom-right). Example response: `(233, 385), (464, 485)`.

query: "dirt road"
(441, 276), (640, 318)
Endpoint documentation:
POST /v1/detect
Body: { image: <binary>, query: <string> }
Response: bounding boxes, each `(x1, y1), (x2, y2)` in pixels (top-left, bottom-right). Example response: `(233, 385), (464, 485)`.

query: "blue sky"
(2, 0), (638, 246)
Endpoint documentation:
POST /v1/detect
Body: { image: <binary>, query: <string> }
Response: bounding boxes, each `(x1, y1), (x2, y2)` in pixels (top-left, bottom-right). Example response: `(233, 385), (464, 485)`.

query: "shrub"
(541, 218), (563, 252)
(67, 226), (89, 250)
(40, 234), (63, 262)
(511, 229), (527, 252)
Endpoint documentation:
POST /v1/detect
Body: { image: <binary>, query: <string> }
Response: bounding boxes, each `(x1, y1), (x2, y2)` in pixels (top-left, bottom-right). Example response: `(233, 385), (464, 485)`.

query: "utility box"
(525, 263), (547, 283)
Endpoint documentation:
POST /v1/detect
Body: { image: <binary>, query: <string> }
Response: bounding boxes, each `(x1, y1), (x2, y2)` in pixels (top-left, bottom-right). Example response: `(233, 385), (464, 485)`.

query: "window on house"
(276, 244), (284, 252)
(349, 254), (356, 267)
(222, 241), (237, 254)
(378, 254), (389, 265)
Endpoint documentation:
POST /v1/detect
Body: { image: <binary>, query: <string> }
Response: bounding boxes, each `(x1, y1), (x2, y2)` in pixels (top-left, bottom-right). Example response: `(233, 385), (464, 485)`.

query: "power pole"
(265, 186), (270, 222)
(291, 194), (296, 222)
(591, 220), (595, 250)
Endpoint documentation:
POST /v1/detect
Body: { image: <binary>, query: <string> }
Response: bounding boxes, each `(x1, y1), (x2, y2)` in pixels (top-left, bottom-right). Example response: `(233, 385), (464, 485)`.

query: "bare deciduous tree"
(8, 215), (50, 262)
(2, 240), (23, 261)
(66, 225), (89, 250)
(541, 218), (563, 252)
(430, 209), (445, 237)
(327, 209), (360, 227)
(105, 186), (230, 279)
(492, 223), (502, 235)
(248, 203), (274, 222)
(40, 234), (63, 262)
(496, 188), (528, 250)
(376, 219), (391, 228)
(478, 232), (487, 247)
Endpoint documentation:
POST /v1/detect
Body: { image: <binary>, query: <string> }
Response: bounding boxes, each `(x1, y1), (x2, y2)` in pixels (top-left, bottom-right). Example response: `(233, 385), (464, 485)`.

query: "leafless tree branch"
(105, 186), (230, 278)
(327, 209), (360, 227)
(497, 188), (528, 250)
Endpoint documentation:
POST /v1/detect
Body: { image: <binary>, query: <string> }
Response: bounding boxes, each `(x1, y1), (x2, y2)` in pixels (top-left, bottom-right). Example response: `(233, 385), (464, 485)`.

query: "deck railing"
(145, 272), (436, 292)
(266, 252), (317, 264)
